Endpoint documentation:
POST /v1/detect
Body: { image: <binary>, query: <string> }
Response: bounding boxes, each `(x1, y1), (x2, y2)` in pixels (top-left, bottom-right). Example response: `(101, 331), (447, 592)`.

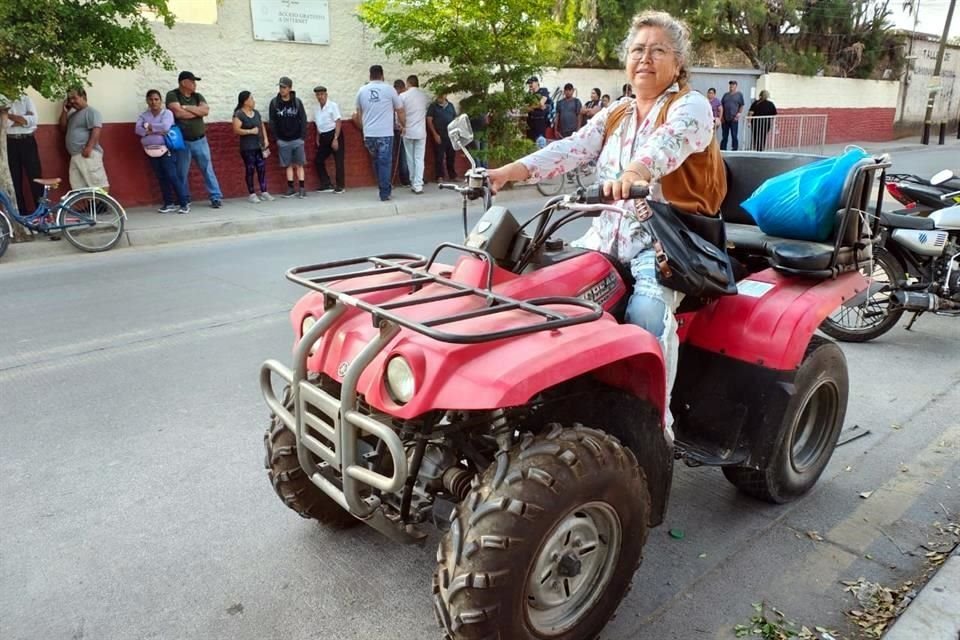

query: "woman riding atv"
(488, 10), (728, 426)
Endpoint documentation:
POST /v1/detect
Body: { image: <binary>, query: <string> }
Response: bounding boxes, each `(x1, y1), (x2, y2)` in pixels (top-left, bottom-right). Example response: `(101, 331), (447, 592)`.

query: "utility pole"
(899, 0), (921, 123)
(922, 0), (957, 144)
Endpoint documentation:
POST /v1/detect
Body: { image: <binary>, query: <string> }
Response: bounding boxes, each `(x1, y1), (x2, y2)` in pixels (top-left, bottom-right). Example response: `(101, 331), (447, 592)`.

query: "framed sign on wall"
(250, 0), (330, 45)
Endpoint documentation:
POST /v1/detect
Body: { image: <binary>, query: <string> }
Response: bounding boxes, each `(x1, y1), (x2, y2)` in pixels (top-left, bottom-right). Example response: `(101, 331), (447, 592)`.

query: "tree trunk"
(0, 113), (31, 242)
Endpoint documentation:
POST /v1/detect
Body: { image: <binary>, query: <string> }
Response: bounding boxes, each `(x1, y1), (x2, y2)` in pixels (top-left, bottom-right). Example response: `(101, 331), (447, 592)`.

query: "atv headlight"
(301, 315), (319, 355)
(385, 356), (416, 404)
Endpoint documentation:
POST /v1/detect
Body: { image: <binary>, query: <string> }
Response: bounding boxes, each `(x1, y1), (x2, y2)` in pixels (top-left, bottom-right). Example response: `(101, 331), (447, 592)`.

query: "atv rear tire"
(434, 424), (650, 639)
(264, 388), (358, 528)
(723, 336), (848, 504)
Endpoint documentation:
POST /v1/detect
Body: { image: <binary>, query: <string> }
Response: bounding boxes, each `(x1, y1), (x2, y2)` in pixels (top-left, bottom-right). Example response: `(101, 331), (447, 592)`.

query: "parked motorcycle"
(885, 169), (960, 213)
(822, 170), (960, 342)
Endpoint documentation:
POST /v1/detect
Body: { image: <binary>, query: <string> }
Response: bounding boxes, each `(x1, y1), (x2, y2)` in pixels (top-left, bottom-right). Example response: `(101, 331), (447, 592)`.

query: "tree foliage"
(357, 0), (574, 164)
(0, 0), (176, 101)
(559, 0), (905, 78)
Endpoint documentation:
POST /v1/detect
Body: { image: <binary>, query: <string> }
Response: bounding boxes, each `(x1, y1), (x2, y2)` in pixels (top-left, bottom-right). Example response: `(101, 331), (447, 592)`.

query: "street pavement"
(0, 141), (958, 640)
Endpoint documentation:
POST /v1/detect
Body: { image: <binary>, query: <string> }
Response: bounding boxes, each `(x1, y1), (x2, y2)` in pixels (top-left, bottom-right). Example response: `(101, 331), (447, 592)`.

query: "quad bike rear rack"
(260, 246), (603, 543)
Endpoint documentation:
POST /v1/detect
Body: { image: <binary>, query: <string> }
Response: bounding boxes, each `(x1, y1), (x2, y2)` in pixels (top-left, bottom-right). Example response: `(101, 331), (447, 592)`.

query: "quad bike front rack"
(261, 246), (604, 543)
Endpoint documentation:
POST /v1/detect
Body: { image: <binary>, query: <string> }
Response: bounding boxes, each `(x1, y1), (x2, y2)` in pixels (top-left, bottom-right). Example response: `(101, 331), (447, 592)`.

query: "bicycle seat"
(34, 178), (62, 187)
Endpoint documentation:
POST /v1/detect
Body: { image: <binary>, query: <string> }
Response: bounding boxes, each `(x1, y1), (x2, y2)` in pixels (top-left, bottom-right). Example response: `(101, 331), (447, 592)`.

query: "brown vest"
(604, 87), (727, 216)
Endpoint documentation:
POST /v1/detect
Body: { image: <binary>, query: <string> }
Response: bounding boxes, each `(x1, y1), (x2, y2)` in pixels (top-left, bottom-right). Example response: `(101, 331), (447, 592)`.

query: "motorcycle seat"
(879, 211), (935, 230)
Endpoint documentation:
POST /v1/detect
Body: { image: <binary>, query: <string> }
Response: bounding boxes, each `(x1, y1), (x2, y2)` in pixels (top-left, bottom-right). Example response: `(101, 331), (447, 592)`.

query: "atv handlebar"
(582, 182), (650, 204)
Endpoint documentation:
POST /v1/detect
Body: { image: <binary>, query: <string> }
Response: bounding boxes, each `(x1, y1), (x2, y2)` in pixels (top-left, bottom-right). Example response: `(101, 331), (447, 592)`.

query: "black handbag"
(642, 200), (738, 299)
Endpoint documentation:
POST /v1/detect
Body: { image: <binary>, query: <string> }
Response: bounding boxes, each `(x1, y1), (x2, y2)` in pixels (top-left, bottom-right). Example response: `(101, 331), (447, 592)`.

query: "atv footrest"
(674, 440), (747, 467)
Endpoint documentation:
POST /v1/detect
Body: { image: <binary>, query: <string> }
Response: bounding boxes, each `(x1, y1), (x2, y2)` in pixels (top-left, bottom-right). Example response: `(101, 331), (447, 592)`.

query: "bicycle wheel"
(536, 171), (566, 197)
(0, 212), (11, 259)
(575, 162), (598, 189)
(57, 192), (125, 252)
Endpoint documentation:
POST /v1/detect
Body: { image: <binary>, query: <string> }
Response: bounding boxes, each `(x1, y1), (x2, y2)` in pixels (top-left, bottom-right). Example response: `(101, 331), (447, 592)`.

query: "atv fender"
(315, 314), (667, 422)
(679, 268), (867, 370)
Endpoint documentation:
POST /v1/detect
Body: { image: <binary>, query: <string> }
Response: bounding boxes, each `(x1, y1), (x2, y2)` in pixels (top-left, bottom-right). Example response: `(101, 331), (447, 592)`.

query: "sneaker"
(412, 188), (424, 195)
(333, 187), (344, 194)
(298, 188), (306, 199)
(247, 193), (260, 204)
(211, 199), (223, 209)
(178, 203), (191, 214)
(316, 186), (334, 193)
(158, 204), (177, 214)
(283, 187), (296, 198)
(260, 191), (275, 201)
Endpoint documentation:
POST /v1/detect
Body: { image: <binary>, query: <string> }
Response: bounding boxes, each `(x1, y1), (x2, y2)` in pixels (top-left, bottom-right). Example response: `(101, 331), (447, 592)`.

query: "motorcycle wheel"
(434, 424), (649, 639)
(820, 247), (905, 343)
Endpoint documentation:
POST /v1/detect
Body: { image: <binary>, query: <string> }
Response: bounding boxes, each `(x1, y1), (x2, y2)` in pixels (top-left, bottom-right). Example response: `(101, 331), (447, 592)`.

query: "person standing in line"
(426, 93), (458, 181)
(524, 77), (551, 142)
(233, 91), (274, 203)
(619, 83), (634, 100)
(399, 75), (431, 194)
(269, 76), (308, 198)
(353, 64), (405, 202)
(581, 87), (602, 125)
(392, 78), (411, 187)
(135, 89), (190, 213)
(600, 94), (612, 108)
(58, 87), (109, 190)
(748, 90), (777, 152)
(720, 80), (745, 150)
(312, 85), (345, 194)
(706, 87), (722, 130)
(554, 83), (583, 137)
(166, 71), (223, 208)
(3, 93), (43, 214)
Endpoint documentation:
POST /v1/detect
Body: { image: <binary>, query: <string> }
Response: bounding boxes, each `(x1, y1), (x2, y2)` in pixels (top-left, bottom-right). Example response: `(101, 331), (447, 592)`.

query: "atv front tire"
(723, 337), (848, 504)
(264, 388), (358, 528)
(434, 424), (650, 639)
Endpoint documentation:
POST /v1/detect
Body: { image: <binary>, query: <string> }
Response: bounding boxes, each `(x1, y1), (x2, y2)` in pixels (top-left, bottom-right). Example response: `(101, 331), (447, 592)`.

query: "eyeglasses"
(628, 45), (675, 61)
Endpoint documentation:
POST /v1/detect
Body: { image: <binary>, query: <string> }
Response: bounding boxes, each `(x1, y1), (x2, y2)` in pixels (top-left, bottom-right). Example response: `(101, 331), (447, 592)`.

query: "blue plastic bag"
(741, 148), (868, 242)
(164, 124), (186, 151)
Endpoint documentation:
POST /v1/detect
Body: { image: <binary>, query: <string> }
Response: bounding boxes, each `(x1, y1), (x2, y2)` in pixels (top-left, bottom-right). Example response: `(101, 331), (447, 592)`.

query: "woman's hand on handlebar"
(602, 163), (652, 201)
(487, 162), (531, 194)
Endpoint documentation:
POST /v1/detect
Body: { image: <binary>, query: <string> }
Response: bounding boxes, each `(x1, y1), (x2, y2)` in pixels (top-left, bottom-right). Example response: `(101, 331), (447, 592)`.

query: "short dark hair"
(602, 94), (610, 100)
(729, 80), (737, 85)
(146, 89), (162, 100)
(406, 74), (419, 87)
(708, 87), (716, 93)
(563, 82), (574, 91)
(69, 86), (87, 98)
(370, 65), (384, 79)
(393, 79), (405, 90)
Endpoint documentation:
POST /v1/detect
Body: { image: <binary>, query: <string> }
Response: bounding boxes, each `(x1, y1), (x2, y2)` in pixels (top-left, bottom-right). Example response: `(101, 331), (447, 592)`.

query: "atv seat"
(720, 152), (888, 279)
(879, 210), (935, 230)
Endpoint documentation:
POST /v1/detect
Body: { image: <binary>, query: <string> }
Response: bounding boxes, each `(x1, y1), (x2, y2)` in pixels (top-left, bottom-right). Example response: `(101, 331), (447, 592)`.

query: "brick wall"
(32, 122), (469, 208)
(775, 107), (895, 144)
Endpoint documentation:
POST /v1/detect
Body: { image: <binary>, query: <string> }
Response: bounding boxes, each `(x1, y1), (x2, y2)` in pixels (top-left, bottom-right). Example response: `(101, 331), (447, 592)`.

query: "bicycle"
(535, 162), (597, 196)
(0, 178), (126, 259)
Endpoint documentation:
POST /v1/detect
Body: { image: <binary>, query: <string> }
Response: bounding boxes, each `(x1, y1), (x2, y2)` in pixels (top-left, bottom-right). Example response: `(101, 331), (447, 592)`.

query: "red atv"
(260, 116), (888, 639)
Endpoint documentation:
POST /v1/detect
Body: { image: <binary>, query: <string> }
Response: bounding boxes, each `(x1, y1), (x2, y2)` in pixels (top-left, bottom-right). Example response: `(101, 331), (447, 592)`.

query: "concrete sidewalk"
(817, 134), (960, 157)
(884, 550), (960, 639)
(1, 183), (544, 265)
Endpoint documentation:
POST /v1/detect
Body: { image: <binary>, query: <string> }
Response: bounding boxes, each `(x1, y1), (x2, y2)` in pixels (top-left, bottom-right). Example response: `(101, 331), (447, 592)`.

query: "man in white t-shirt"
(313, 85), (344, 194)
(399, 75), (431, 194)
(353, 65), (405, 201)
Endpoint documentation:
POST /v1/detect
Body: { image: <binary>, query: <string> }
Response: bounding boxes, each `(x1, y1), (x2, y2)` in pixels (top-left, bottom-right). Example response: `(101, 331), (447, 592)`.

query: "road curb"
(883, 551), (960, 639)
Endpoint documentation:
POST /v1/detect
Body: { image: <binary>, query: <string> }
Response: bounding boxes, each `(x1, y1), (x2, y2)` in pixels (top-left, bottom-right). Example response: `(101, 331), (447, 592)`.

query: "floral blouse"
(519, 84), (714, 261)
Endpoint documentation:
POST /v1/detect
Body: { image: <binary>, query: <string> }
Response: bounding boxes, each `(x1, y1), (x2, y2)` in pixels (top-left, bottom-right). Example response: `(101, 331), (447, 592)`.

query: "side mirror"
(930, 169), (954, 186)
(447, 114), (474, 151)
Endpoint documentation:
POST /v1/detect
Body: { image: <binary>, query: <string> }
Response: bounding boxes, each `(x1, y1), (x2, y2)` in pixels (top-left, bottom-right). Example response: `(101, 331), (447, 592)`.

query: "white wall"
(757, 73), (900, 109)
(538, 69), (626, 102)
(899, 38), (960, 125)
(26, 0), (441, 125)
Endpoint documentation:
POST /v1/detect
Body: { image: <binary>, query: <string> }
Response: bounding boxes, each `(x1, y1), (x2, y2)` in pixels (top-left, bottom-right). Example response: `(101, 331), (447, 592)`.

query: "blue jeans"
(720, 120), (739, 151)
(625, 248), (684, 429)
(149, 152), (188, 207)
(176, 137), (223, 203)
(364, 136), (393, 200)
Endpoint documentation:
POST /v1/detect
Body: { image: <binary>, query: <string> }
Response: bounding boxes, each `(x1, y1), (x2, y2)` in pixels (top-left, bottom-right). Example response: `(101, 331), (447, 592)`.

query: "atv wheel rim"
(790, 381), (840, 473)
(525, 502), (622, 635)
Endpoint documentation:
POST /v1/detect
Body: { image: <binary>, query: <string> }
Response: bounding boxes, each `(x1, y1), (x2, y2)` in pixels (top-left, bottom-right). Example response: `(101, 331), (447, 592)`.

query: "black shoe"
(316, 186), (334, 193)
(211, 199), (223, 209)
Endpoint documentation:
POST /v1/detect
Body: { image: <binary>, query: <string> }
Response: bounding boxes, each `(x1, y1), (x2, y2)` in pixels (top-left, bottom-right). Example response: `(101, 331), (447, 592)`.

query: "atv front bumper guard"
(260, 250), (603, 543)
